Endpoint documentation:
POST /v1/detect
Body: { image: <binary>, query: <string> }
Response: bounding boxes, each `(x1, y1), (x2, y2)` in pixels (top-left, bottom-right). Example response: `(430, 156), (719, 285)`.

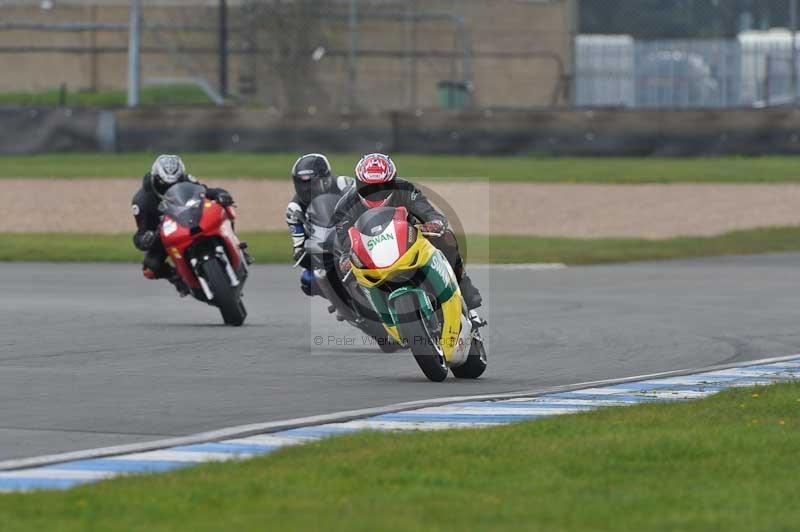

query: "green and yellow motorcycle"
(347, 206), (487, 382)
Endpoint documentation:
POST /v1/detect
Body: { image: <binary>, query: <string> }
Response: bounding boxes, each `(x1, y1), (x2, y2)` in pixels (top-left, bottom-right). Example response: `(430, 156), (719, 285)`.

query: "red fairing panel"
(159, 203), (242, 289)
(392, 207), (410, 258)
(161, 216), (200, 288)
(349, 226), (377, 270)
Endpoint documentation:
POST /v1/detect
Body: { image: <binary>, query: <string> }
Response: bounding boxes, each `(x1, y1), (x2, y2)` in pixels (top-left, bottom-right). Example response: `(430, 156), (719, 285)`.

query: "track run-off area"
(2, 254), (800, 462)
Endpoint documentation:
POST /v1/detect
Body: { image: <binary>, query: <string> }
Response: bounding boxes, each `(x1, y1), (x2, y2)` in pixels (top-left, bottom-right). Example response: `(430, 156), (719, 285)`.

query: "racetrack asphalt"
(1, 254), (799, 461)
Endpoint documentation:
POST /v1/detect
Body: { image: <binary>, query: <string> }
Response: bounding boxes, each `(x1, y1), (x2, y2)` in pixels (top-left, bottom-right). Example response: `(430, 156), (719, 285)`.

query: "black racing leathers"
(334, 178), (445, 248)
(131, 173), (231, 278)
(333, 178), (481, 308)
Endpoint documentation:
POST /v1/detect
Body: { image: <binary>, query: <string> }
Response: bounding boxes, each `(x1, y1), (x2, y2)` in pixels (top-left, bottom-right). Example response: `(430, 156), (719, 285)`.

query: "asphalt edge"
(1, 353), (797, 472)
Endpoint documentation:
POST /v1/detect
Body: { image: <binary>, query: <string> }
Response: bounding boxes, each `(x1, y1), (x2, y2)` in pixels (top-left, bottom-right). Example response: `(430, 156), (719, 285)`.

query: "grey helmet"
(150, 154), (187, 196)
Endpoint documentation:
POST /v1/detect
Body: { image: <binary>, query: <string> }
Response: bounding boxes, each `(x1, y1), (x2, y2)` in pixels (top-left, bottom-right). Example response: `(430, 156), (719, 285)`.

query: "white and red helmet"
(355, 153), (397, 208)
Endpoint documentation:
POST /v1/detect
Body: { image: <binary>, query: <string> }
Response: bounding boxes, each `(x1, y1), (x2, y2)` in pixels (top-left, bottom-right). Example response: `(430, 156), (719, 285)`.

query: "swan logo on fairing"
(367, 233), (395, 252)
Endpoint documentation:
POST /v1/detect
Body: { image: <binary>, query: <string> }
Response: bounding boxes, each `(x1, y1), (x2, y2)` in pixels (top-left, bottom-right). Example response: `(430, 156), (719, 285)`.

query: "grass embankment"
(0, 85), (212, 107)
(1, 153), (800, 182)
(2, 382), (798, 531)
(2, 226), (800, 264)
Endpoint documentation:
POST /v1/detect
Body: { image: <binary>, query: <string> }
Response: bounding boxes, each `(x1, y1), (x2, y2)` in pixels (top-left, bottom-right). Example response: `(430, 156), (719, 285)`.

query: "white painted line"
(502, 397), (633, 406)
(715, 379), (779, 388)
(561, 387), (637, 396)
(567, 387), (716, 399)
(115, 451), (240, 463)
(705, 369), (800, 378)
(0, 470), (115, 480)
(412, 406), (589, 416)
(631, 390), (718, 399)
(224, 435), (313, 447)
(470, 263), (567, 271)
(333, 420), (499, 431)
(634, 376), (736, 386)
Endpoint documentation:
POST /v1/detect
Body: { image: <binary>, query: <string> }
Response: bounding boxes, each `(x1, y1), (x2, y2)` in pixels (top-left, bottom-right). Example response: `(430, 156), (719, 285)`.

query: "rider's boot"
(468, 309), (488, 348)
(239, 242), (254, 265)
(168, 272), (191, 298)
(159, 264), (189, 298)
(300, 269), (322, 297)
(458, 273), (483, 310)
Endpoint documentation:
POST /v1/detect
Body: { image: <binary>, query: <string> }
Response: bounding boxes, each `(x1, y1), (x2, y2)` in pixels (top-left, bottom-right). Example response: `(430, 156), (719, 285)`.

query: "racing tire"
(202, 259), (247, 326)
(451, 338), (487, 379)
(376, 336), (403, 353)
(393, 294), (448, 382)
(359, 321), (403, 353)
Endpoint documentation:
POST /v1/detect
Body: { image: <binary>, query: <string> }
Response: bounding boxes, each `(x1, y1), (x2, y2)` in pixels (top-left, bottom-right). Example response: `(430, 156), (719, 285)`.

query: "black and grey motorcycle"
(296, 193), (401, 353)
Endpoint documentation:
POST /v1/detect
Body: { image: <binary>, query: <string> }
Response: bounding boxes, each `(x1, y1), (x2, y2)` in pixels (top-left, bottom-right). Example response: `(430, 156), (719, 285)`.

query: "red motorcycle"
(159, 182), (249, 326)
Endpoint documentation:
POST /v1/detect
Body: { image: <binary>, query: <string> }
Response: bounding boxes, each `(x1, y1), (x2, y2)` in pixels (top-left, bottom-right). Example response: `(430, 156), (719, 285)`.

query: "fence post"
(792, 0), (798, 106)
(348, 0), (359, 109)
(219, 0), (228, 100)
(126, 0), (142, 108)
(566, 0), (579, 106)
(765, 54), (772, 107)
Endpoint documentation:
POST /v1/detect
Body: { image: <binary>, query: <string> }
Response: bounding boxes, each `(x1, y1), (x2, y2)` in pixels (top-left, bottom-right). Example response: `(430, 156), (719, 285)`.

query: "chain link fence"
(0, 1), (225, 101)
(576, 0), (800, 108)
(0, 0), (574, 111)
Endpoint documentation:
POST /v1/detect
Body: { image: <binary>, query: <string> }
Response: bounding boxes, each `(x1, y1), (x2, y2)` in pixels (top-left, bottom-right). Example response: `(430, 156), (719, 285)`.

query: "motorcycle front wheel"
(393, 293), (448, 382)
(201, 259), (247, 326)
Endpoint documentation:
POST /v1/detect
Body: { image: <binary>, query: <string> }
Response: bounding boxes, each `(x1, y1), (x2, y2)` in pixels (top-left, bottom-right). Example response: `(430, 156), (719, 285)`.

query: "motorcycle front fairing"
(349, 207), (470, 365)
(159, 183), (246, 299)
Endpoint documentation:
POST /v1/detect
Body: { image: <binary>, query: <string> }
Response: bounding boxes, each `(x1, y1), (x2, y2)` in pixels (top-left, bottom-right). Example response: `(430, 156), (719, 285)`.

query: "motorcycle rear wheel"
(202, 259), (247, 326)
(451, 337), (487, 379)
(393, 294), (448, 382)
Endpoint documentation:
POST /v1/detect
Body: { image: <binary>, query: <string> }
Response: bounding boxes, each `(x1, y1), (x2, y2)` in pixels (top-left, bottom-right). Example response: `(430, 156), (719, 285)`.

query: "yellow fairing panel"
(437, 289), (464, 362)
(352, 233), (437, 289)
(352, 233), (464, 363)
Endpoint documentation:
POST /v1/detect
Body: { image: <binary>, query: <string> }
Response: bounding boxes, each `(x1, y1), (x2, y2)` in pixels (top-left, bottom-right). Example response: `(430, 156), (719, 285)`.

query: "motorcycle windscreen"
(305, 226), (336, 256)
(305, 193), (340, 229)
(160, 182), (206, 227)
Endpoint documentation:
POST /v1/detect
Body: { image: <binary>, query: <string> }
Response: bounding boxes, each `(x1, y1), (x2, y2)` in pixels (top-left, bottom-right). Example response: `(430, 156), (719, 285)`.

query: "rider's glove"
(418, 220), (446, 238)
(139, 230), (157, 250)
(339, 254), (353, 275)
(215, 191), (234, 206)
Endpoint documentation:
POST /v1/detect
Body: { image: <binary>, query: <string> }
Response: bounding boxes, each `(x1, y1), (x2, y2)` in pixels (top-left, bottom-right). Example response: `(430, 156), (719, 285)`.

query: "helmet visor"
(357, 181), (395, 203)
(295, 176), (329, 204)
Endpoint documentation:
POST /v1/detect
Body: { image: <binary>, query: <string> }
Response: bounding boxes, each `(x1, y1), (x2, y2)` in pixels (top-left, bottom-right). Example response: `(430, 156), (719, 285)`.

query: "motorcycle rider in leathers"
(334, 153), (483, 311)
(131, 154), (238, 296)
(286, 153), (353, 296)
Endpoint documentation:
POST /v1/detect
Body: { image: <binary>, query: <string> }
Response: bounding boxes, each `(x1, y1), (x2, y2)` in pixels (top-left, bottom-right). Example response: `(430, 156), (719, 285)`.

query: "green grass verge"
(474, 226), (800, 264)
(1, 153), (800, 182)
(3, 226), (800, 265)
(0, 232), (288, 264)
(0, 85), (212, 107)
(2, 382), (798, 531)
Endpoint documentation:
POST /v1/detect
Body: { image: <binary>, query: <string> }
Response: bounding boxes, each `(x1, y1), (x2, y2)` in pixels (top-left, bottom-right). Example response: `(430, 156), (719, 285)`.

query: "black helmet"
(292, 153), (333, 204)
